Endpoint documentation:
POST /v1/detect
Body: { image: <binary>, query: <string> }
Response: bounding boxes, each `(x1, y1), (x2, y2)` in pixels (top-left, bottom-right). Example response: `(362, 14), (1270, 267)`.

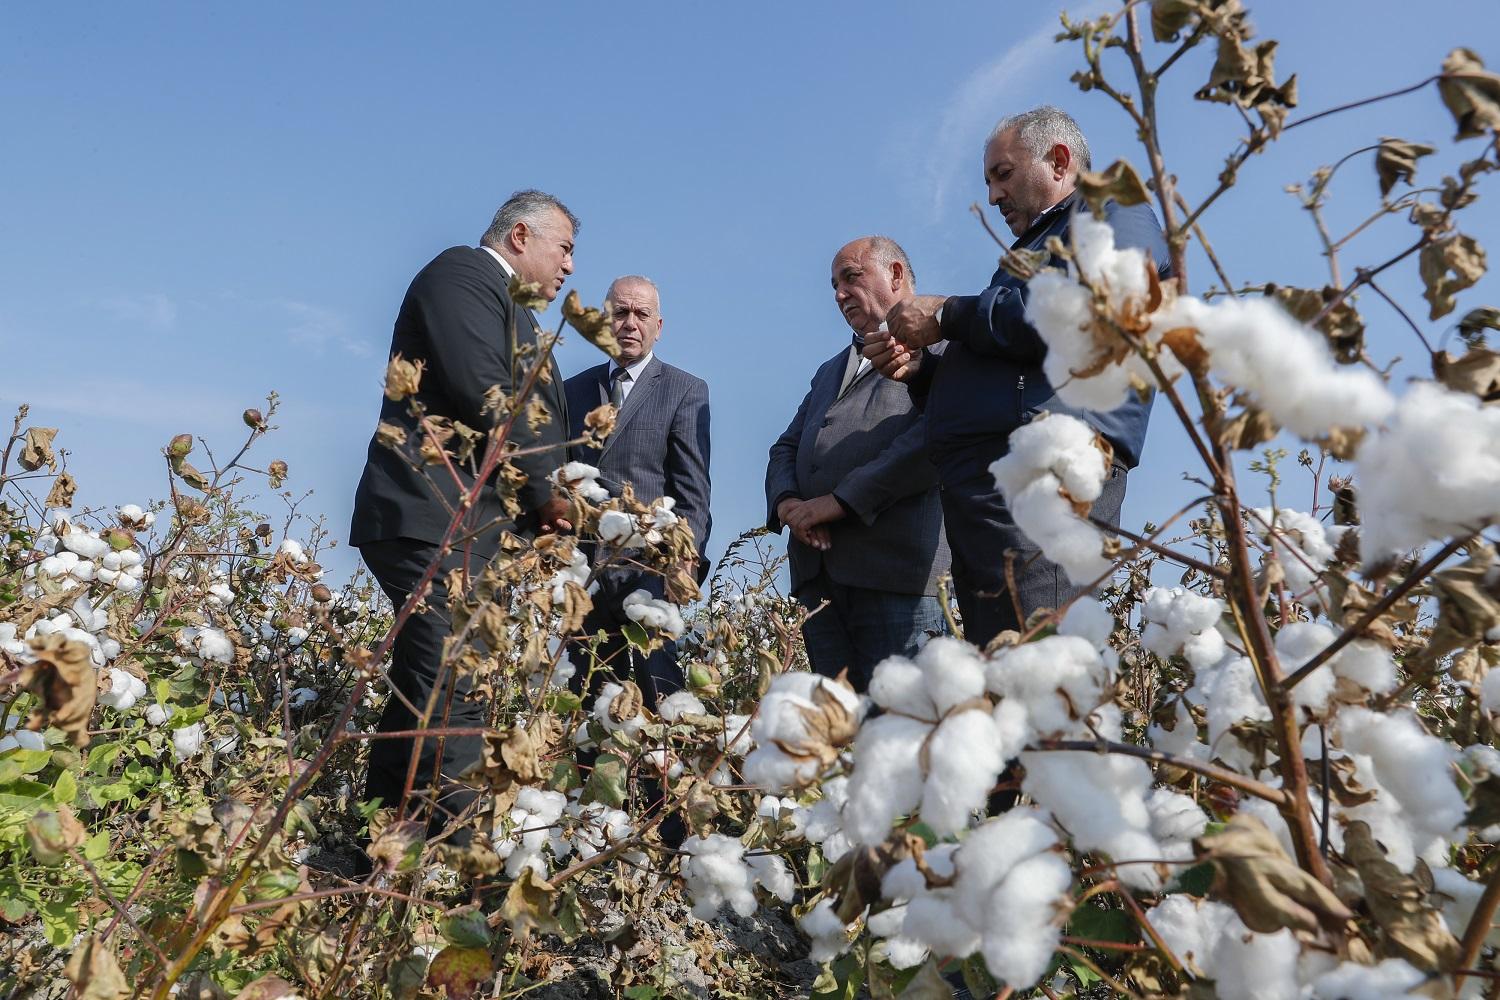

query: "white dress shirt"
(479, 244), (517, 279)
(609, 351), (654, 405)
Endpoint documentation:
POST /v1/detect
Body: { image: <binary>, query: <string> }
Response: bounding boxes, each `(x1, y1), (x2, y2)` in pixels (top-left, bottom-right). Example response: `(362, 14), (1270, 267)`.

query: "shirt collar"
(610, 351), (654, 380)
(1015, 191), (1079, 247)
(479, 244), (518, 280)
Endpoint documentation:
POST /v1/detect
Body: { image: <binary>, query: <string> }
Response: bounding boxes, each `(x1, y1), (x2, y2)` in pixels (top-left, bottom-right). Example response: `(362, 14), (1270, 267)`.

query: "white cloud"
(275, 299), (373, 358)
(919, 1), (1110, 221)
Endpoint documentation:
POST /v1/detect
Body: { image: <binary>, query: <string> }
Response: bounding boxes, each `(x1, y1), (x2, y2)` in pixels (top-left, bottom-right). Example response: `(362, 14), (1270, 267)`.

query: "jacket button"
(1019, 412), (1033, 424)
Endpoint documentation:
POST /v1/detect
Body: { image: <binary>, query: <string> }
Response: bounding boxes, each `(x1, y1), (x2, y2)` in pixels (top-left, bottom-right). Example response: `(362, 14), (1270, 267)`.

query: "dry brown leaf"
(44, 471), (77, 509)
(608, 680), (644, 724)
(1432, 344), (1500, 401)
(1345, 821), (1460, 971)
(1438, 48), (1500, 140)
(19, 633), (97, 747)
(1196, 812), (1353, 936)
(1376, 138), (1438, 197)
(63, 935), (130, 1000)
(497, 867), (561, 940)
(1162, 326), (1209, 376)
(562, 289), (621, 359)
(1076, 159), (1152, 218)
(19, 426), (59, 472)
(1420, 233), (1488, 320)
(383, 353), (424, 401)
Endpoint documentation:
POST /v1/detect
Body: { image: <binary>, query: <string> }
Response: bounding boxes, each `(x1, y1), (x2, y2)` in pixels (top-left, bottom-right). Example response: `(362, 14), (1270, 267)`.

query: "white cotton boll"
(1059, 597), (1114, 648)
(915, 636), (987, 716)
(1146, 895), (1233, 978)
(61, 530), (109, 560)
(172, 723), (205, 760)
(117, 504), (144, 523)
(0, 729), (47, 753)
(680, 834), (757, 919)
(112, 573), (141, 594)
(69, 561), (96, 582)
(802, 777), (849, 846)
(951, 810), (1059, 929)
(98, 668), (147, 711)
(745, 851), (796, 903)
(743, 674), (862, 792)
(597, 509), (642, 547)
(278, 539), (308, 563)
(1194, 656), (1271, 749)
(1338, 708), (1466, 858)
(649, 497), (678, 530)
(980, 852), (1072, 989)
(40, 552), (80, 578)
(1030, 273), (1143, 412)
(1146, 788), (1209, 860)
(800, 899), (850, 963)
(1279, 622), (1338, 715)
(991, 697), (1035, 763)
(553, 462), (610, 503)
(718, 713), (754, 755)
(1484, 671), (1500, 714)
(1335, 640), (1397, 695)
(1254, 507), (1336, 598)
(756, 795), (784, 819)
(118, 549), (143, 569)
(287, 688), (318, 709)
(1182, 628), (1226, 672)
(1022, 750), (1164, 889)
(101, 552), (122, 571)
(145, 703), (172, 727)
(1189, 295), (1395, 438)
(1309, 958), (1426, 999)
(902, 892), (981, 960)
(868, 655), (937, 719)
(656, 690), (705, 722)
(1356, 382), (1500, 563)
(880, 935), (930, 970)
(621, 589), (686, 639)
(990, 414), (1112, 585)
(1210, 918), (1301, 1000)
(591, 682), (645, 740)
(206, 583), (236, 607)
(986, 634), (1112, 741)
(921, 709), (1004, 836)
(843, 714), (930, 845)
(285, 626), (309, 647)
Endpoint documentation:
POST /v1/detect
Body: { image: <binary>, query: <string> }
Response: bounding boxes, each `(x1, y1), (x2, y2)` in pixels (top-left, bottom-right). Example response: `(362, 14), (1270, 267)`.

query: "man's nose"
(561, 254), (574, 275)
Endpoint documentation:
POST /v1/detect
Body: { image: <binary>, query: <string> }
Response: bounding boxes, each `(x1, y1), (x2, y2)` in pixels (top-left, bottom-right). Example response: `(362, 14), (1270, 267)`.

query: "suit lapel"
(600, 356), (662, 461)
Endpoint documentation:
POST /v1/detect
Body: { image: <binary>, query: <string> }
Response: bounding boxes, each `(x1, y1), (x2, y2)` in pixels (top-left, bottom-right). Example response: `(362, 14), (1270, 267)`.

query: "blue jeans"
(795, 573), (948, 692)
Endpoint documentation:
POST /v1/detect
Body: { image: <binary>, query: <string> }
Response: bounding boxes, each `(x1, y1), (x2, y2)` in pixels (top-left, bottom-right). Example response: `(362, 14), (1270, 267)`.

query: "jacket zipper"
(1017, 374), (1026, 422)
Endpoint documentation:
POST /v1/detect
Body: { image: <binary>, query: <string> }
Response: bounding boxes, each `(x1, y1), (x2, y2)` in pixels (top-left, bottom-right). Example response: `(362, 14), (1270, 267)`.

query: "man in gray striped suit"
(766, 237), (949, 691)
(564, 275), (711, 705)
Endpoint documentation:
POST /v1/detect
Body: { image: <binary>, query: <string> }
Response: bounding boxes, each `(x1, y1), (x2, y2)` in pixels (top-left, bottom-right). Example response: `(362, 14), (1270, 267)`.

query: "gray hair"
(863, 236), (916, 292)
(988, 106), (1092, 173)
(481, 189), (580, 249)
(605, 274), (660, 309)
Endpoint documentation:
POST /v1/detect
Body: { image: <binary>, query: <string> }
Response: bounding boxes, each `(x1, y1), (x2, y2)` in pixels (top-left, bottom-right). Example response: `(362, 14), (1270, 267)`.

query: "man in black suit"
(563, 275), (711, 706)
(765, 237), (949, 692)
(866, 107), (1168, 647)
(350, 189), (578, 835)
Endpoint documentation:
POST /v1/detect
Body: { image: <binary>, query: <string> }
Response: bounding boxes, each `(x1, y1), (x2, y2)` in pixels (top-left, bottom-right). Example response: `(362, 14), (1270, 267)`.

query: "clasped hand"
(862, 294), (945, 381)
(776, 494), (846, 552)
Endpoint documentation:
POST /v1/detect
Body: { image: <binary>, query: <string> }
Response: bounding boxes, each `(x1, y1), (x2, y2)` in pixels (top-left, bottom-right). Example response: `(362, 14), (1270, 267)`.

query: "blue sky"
(3, 1), (1496, 582)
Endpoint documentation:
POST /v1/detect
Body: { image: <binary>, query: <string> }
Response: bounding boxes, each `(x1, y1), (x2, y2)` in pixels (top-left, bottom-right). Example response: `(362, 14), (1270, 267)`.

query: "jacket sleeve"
(831, 411), (937, 526)
(765, 382), (814, 531)
(905, 342), (944, 412)
(665, 377), (713, 558)
(939, 282), (1047, 363)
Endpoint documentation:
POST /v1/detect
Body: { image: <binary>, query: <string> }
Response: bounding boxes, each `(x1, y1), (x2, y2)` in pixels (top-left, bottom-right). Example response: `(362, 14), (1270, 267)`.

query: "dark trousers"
(940, 464), (1127, 648)
(358, 538), (491, 832)
(794, 572), (948, 693)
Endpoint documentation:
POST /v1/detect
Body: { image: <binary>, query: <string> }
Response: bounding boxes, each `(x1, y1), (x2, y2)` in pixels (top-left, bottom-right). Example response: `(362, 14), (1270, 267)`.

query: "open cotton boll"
(951, 810), (1059, 927)
(172, 722), (206, 760)
(800, 899), (851, 963)
(1252, 507), (1336, 599)
(1022, 750), (1164, 889)
(867, 655), (937, 719)
(1146, 787), (1209, 860)
(991, 414), (1112, 584)
(1309, 959), (1427, 999)
(1484, 670), (1500, 714)
(1192, 655), (1271, 751)
(597, 509), (644, 547)
(1187, 295), (1395, 438)
(980, 852), (1072, 989)
(681, 834), (757, 919)
(745, 851), (796, 903)
(921, 709), (1005, 836)
(622, 590), (686, 639)
(145, 703), (172, 727)
(881, 843), (959, 902)
(1146, 895), (1234, 978)
(552, 461), (611, 503)
(1059, 596), (1115, 647)
(843, 714), (930, 844)
(743, 673), (861, 792)
(1356, 381), (1500, 563)
(902, 892), (982, 961)
(1333, 640), (1397, 695)
(591, 682), (646, 740)
(986, 634), (1113, 740)
(98, 668), (147, 711)
(1277, 621), (1338, 715)
(1141, 587), (1226, 670)
(656, 690), (706, 722)
(1338, 708), (1466, 860)
(1208, 919), (1301, 1000)
(915, 636), (987, 715)
(61, 529), (109, 560)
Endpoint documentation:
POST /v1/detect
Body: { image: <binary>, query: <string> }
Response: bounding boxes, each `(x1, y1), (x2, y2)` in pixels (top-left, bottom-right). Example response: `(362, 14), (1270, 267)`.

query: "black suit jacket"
(564, 357), (712, 568)
(350, 246), (569, 555)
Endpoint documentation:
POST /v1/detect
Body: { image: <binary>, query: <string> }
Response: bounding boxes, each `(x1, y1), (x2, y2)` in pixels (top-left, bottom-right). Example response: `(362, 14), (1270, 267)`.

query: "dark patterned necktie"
(609, 366), (631, 409)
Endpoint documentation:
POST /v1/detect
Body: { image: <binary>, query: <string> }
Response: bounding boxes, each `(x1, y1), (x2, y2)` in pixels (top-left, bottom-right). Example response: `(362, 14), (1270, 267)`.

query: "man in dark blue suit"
(866, 106), (1170, 647)
(564, 275), (711, 705)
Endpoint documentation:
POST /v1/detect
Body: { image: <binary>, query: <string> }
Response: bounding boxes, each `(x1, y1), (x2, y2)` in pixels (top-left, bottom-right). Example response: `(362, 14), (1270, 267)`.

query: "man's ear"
(508, 221), (530, 254)
(1050, 142), (1073, 180)
(889, 260), (906, 293)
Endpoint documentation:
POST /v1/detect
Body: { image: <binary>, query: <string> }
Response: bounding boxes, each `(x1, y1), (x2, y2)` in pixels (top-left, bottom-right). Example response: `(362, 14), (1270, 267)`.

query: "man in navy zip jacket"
(865, 106), (1170, 647)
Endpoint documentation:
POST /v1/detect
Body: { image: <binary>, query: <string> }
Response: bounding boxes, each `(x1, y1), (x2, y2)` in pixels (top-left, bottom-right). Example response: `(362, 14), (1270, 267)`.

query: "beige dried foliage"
(1197, 813), (1353, 936)
(1076, 159), (1152, 218)
(19, 633), (97, 747)
(1345, 821), (1460, 971)
(44, 471), (77, 509)
(1375, 138), (1438, 197)
(19, 425), (59, 472)
(383, 353), (424, 401)
(1420, 233), (1487, 320)
(63, 935), (130, 1000)
(562, 289), (621, 359)
(1437, 47), (1500, 140)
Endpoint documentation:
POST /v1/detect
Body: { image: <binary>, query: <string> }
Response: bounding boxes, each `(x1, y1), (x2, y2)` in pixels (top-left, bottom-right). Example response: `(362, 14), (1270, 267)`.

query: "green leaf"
(441, 910), (492, 949)
(547, 760), (582, 793)
(5, 749), (52, 775)
(582, 753), (627, 808)
(621, 621), (650, 651)
(86, 742), (124, 774)
(811, 953), (865, 1000)
(0, 778), (52, 809)
(961, 955), (1000, 998)
(623, 987), (659, 1000)
(83, 830), (110, 862)
(1067, 903), (1138, 944)
(53, 768), (78, 805)
(543, 690), (582, 714)
(1169, 862), (1216, 896)
(91, 781), (134, 805)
